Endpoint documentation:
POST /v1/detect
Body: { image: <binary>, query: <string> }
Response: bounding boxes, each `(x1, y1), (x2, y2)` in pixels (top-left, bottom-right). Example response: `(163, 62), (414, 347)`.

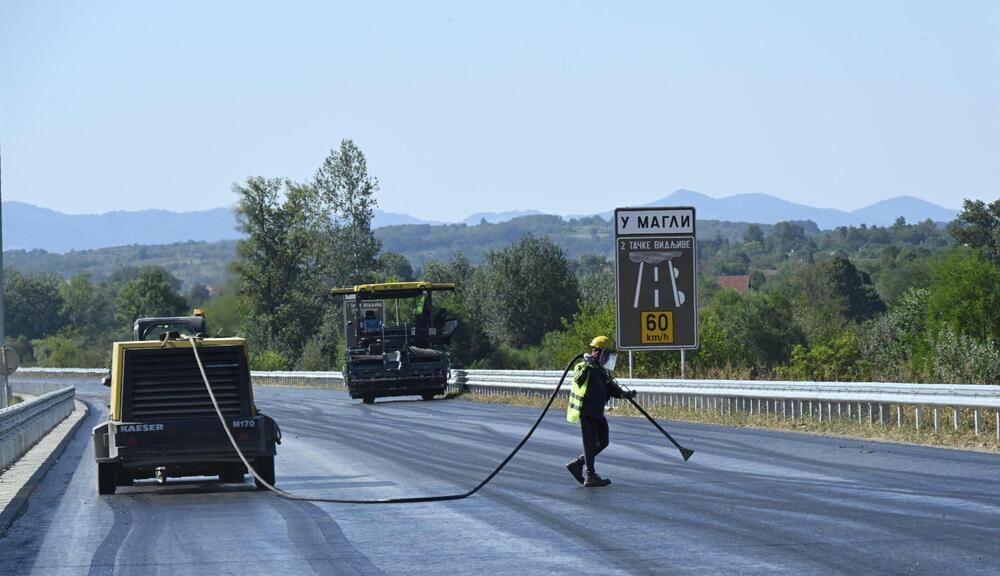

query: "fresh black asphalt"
(2, 377), (999, 575)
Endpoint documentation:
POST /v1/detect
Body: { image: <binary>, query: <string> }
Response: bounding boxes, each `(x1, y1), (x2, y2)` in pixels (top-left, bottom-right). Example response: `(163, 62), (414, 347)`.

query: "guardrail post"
(954, 408), (959, 431)
(878, 403), (884, 427)
(915, 406), (921, 430)
(933, 407), (939, 431)
(897, 404), (903, 428)
(974, 409), (981, 435)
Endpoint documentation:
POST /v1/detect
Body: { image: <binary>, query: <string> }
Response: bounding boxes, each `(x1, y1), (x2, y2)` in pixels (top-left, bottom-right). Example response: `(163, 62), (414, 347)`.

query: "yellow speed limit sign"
(641, 311), (674, 344)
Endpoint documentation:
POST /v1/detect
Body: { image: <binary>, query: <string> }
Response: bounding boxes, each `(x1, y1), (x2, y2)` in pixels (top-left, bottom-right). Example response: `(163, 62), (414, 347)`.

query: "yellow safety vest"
(567, 362), (592, 423)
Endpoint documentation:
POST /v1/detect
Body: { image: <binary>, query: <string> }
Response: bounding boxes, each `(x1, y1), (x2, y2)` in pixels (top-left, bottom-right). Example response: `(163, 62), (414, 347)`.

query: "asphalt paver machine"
(333, 282), (458, 404)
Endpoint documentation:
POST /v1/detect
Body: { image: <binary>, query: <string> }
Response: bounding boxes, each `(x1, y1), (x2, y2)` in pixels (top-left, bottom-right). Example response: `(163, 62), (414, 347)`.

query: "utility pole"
(0, 142), (8, 408)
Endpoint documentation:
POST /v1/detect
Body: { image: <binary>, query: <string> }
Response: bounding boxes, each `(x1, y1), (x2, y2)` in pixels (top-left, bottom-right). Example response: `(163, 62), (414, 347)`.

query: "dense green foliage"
(4, 141), (995, 382)
(467, 236), (579, 348)
(3, 266), (192, 367)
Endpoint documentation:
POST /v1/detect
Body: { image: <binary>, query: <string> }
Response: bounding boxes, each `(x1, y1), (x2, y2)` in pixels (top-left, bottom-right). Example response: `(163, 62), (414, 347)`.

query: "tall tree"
(376, 252), (414, 282)
(949, 198), (1000, 266)
(4, 269), (65, 339)
(314, 139), (382, 285)
(824, 254), (885, 321)
(114, 267), (188, 326)
(60, 273), (113, 335)
(233, 177), (327, 363)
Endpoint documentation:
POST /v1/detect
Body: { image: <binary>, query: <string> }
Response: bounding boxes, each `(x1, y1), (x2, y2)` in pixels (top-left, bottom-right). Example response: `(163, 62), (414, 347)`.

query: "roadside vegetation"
(4, 141), (998, 391)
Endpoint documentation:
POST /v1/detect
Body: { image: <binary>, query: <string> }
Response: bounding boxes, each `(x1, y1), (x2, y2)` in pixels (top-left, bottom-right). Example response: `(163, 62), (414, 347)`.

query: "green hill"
(3, 215), (775, 287)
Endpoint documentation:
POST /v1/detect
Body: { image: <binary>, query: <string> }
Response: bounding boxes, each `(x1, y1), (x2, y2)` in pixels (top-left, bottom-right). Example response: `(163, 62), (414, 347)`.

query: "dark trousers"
(577, 414), (610, 473)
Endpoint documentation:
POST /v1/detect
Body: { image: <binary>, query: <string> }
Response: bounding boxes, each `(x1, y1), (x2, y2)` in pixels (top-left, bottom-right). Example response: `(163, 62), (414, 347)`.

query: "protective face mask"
(601, 351), (618, 371)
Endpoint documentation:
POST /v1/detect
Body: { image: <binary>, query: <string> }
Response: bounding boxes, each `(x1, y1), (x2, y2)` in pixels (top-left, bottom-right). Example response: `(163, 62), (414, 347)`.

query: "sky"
(1, 1), (997, 221)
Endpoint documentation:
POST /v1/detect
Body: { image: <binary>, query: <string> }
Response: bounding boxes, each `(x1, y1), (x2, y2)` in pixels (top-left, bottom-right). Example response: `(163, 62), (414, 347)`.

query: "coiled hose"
(186, 334), (582, 504)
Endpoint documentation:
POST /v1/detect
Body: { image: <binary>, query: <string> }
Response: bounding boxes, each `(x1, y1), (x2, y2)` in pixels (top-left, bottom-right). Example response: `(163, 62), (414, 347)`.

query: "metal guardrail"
(1, 382), (76, 473)
(13, 367), (1000, 440)
(453, 369), (1000, 440)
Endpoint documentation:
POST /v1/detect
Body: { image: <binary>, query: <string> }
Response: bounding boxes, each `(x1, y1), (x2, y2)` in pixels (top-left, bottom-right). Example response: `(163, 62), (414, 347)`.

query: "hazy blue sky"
(1, 1), (997, 221)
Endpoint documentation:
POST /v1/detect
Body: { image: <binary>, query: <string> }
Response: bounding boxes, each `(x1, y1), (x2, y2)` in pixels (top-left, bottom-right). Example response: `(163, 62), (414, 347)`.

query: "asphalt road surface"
(2, 378), (999, 575)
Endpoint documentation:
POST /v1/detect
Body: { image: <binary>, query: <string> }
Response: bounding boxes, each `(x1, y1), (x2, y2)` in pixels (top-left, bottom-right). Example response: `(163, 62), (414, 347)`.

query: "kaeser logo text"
(118, 423), (165, 432)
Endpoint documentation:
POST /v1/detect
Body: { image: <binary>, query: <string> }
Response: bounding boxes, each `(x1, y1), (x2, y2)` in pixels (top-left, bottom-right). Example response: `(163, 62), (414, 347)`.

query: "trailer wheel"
(98, 463), (118, 495)
(362, 395), (375, 405)
(421, 394), (435, 401)
(254, 456), (275, 490)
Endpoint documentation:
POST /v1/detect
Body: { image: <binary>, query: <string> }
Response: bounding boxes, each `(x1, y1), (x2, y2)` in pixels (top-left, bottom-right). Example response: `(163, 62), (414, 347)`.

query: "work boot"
(566, 458), (585, 485)
(584, 471), (611, 487)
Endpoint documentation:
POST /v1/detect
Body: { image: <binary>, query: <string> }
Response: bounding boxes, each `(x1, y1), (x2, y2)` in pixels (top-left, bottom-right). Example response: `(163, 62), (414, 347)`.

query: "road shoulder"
(0, 399), (89, 537)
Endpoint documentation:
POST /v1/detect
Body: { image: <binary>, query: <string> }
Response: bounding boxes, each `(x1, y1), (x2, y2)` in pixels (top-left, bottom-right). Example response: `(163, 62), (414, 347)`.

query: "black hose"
(190, 332), (583, 504)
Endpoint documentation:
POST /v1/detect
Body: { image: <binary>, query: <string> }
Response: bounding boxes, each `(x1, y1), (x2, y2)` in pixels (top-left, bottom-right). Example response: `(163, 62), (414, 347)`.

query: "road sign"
(614, 207), (698, 350)
(2, 346), (19, 376)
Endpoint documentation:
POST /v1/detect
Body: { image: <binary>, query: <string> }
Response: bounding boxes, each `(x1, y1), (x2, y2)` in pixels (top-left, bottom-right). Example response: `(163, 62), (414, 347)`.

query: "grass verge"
(459, 392), (1000, 453)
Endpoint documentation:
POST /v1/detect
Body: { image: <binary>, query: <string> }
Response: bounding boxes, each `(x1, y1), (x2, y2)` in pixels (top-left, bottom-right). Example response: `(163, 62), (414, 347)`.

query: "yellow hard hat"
(589, 335), (614, 350)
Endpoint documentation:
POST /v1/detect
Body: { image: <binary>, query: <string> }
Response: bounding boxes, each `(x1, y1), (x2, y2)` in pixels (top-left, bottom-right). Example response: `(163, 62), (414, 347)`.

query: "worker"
(566, 336), (636, 487)
(362, 309), (382, 334)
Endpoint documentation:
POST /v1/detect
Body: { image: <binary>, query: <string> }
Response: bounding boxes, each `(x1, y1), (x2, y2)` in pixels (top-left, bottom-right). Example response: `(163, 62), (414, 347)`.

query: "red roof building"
(717, 275), (751, 293)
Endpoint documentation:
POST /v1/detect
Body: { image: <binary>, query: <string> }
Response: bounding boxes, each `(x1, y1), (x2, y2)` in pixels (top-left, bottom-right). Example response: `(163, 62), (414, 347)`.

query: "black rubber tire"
(421, 393), (435, 401)
(254, 456), (275, 490)
(362, 395), (375, 405)
(98, 463), (118, 495)
(220, 465), (246, 483)
(117, 471), (135, 486)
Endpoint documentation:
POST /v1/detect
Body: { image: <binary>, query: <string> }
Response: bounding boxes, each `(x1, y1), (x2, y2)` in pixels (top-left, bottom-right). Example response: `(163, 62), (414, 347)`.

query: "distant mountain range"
(2, 191), (959, 253)
(625, 190), (959, 230)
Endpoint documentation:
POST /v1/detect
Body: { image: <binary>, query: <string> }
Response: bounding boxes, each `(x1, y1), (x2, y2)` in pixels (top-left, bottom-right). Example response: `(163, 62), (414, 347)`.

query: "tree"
(772, 221), (815, 258)
(783, 255), (884, 344)
(187, 284), (211, 307)
(234, 177), (327, 364)
(114, 267), (188, 326)
(314, 139), (382, 285)
(743, 224), (765, 245)
(695, 289), (804, 372)
(825, 254), (885, 321)
(377, 252), (414, 282)
(419, 253), (491, 366)
(469, 235), (579, 347)
(4, 269), (65, 339)
(949, 198), (1000, 265)
(60, 273), (113, 336)
(925, 248), (1000, 343)
(861, 288), (929, 382)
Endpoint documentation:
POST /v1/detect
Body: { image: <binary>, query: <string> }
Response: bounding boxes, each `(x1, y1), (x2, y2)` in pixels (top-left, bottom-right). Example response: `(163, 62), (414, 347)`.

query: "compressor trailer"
(93, 314), (279, 494)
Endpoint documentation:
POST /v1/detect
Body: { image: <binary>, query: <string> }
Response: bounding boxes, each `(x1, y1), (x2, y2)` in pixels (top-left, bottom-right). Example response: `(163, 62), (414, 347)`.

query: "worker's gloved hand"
(624, 390), (637, 400)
